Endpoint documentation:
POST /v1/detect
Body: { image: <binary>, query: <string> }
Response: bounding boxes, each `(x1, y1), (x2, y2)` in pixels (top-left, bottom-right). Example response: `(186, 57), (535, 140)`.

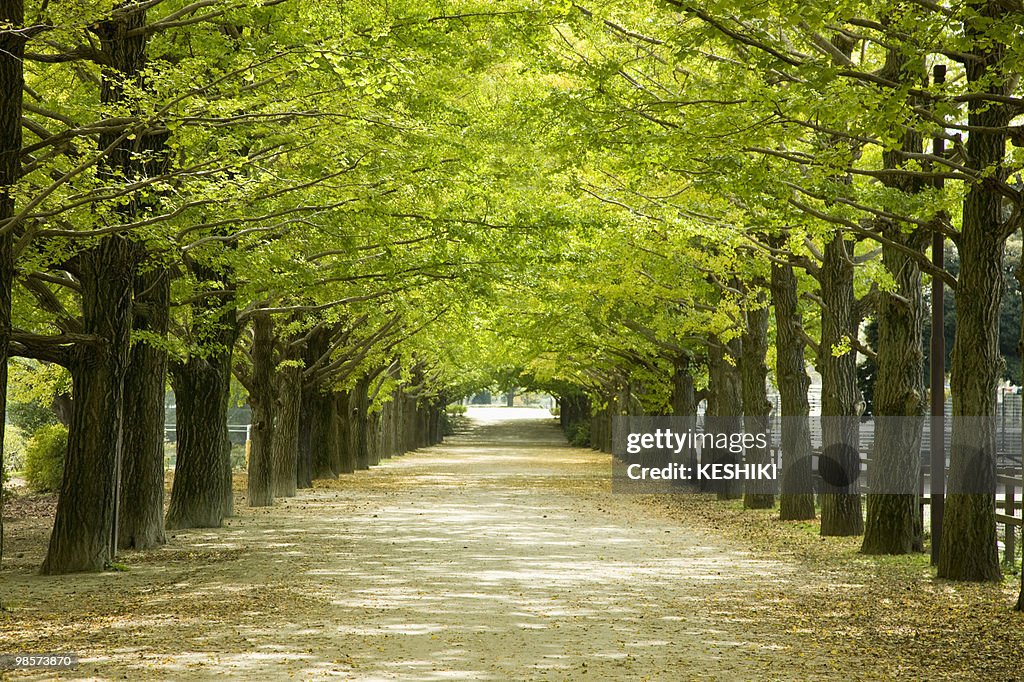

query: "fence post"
(1005, 479), (1016, 566)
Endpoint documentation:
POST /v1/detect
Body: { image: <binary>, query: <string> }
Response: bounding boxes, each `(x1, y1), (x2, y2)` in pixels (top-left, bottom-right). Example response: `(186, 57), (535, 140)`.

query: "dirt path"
(3, 408), (830, 680)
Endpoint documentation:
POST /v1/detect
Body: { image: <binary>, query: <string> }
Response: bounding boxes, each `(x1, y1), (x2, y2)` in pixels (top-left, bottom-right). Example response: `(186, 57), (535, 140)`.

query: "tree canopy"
(3, 0), (1024, 608)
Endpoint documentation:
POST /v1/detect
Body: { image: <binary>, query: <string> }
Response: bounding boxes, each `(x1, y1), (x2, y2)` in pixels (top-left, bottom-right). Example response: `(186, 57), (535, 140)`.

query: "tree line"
(481, 0), (1024, 601)
(3, 0), (1024, 612)
(0, 0), (546, 575)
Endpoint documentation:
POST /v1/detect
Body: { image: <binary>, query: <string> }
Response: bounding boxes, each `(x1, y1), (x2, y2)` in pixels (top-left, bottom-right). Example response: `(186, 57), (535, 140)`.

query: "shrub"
(441, 407), (468, 436)
(8, 399), (58, 434)
(441, 412), (455, 437)
(2, 427), (29, 485)
(569, 421), (591, 448)
(24, 424), (68, 493)
(229, 443), (246, 471)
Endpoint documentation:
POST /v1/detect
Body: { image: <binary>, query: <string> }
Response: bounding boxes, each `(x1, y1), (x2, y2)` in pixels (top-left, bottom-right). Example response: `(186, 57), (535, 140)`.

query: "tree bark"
(388, 395), (399, 457)
(404, 391), (416, 452)
(0, 0), (25, 567)
(246, 313), (275, 507)
(862, 45), (927, 555)
(41, 238), (135, 573)
(670, 356), (699, 471)
(862, 231), (926, 554)
(378, 393), (389, 456)
(367, 411), (381, 465)
(299, 326), (331, 481)
(273, 360), (301, 497)
(353, 375), (371, 469)
(118, 267), (169, 550)
(297, 382), (315, 488)
(41, 4), (149, 573)
(742, 296), (774, 509)
(165, 269), (237, 530)
(770, 256), (815, 520)
(166, 350), (233, 529)
(336, 390), (354, 474)
(818, 233), (864, 536)
(708, 335), (743, 500)
(311, 389), (337, 480)
(937, 0), (1008, 581)
(1016, 230), (1024, 608)
(0, 231), (8, 570)
(559, 391), (591, 442)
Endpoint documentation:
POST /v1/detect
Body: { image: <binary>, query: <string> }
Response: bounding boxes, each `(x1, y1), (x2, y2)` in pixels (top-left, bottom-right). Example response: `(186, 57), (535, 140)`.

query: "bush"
(2, 427), (29, 485)
(569, 421), (590, 448)
(24, 424), (67, 493)
(8, 399), (58, 434)
(229, 443), (246, 471)
(441, 407), (468, 436)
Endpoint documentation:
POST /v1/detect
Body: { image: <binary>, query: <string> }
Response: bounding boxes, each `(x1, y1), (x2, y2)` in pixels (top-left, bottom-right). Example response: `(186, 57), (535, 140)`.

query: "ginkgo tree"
(3, 0), (1024, 618)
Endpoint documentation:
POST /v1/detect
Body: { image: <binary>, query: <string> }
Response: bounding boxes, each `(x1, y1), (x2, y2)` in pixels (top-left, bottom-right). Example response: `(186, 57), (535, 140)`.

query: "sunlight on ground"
(462, 406), (556, 424)
(1, 405), (822, 681)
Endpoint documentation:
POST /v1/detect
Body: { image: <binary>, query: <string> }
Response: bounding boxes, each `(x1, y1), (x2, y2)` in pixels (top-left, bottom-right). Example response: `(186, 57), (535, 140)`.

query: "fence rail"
(759, 447), (1024, 564)
(997, 473), (1023, 564)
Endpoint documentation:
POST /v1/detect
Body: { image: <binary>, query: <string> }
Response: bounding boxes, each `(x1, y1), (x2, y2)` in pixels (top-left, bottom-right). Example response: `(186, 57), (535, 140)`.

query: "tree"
(0, 0), (26, 569)
(41, 4), (150, 574)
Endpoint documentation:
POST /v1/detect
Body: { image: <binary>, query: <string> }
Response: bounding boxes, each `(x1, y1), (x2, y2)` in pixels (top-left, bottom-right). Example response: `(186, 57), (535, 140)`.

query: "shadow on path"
(1, 406), (823, 681)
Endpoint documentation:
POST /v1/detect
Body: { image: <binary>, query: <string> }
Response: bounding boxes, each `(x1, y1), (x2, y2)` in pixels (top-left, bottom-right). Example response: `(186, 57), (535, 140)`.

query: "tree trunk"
(41, 0), (151, 574)
(367, 411), (381, 465)
(165, 274), (237, 530)
(297, 382), (315, 488)
(671, 356), (698, 415)
(742, 296), (774, 509)
(404, 393), (418, 452)
(379, 398), (393, 459)
(436, 398), (446, 444)
(1016, 230), (1024, 608)
(353, 375), (371, 469)
(397, 392), (408, 453)
(311, 389), (337, 480)
(396, 391), (409, 453)
(273, 361), (301, 497)
(246, 313), (275, 507)
(118, 267), (169, 550)
(938, 1), (1007, 581)
(390, 397), (398, 456)
(862, 55), (927, 553)
(939, 203), (1002, 580)
(336, 390), (354, 474)
(559, 391), (590, 442)
(300, 326), (333, 481)
(0, 233), (8, 569)
(670, 356), (699, 471)
(41, 238), (135, 574)
(770, 256), (815, 520)
(862, 233), (926, 554)
(0, 0), (24, 568)
(818, 233), (864, 536)
(166, 352), (232, 529)
(708, 335), (743, 500)
(427, 400), (439, 446)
